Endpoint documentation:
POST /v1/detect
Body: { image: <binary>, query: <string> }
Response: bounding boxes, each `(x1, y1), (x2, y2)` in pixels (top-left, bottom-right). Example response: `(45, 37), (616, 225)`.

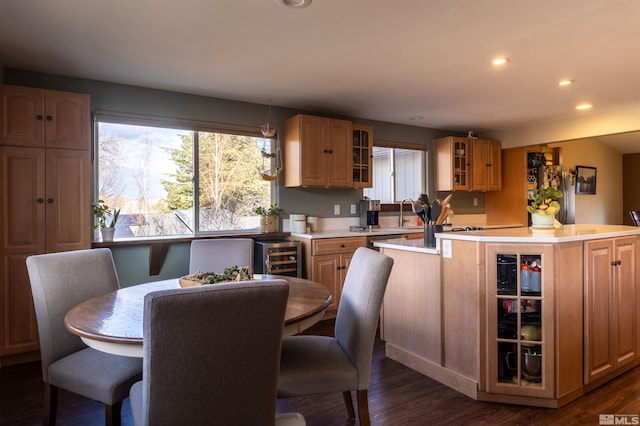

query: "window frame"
(368, 139), (429, 211)
(93, 110), (277, 238)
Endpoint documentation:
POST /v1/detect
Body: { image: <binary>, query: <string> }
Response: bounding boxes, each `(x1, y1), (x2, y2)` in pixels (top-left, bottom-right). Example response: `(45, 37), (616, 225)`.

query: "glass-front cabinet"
(351, 124), (372, 188)
(452, 138), (470, 190)
(486, 244), (554, 399)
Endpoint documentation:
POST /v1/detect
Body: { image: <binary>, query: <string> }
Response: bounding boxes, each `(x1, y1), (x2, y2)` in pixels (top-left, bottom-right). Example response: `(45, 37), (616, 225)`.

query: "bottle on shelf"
(521, 261), (531, 292)
(530, 260), (541, 292)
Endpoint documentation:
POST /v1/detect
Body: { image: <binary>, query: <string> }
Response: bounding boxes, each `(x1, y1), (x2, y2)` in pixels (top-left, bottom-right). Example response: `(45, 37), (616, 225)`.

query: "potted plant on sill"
(92, 199), (120, 242)
(254, 203), (281, 233)
(526, 186), (562, 228)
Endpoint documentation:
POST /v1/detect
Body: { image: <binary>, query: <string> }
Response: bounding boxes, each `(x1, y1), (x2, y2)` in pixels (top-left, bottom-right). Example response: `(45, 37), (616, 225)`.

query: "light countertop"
(374, 224), (640, 255)
(374, 238), (439, 254)
(290, 227), (424, 239)
(438, 224), (640, 243)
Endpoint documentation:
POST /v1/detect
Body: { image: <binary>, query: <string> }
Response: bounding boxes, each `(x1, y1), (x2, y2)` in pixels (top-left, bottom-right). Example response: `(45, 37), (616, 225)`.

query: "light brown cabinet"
(472, 138), (502, 191)
(1, 85), (90, 150)
(284, 114), (352, 188)
(300, 236), (365, 313)
(0, 85), (91, 365)
(351, 124), (373, 188)
(434, 136), (501, 192)
(486, 244), (555, 399)
(584, 236), (639, 385)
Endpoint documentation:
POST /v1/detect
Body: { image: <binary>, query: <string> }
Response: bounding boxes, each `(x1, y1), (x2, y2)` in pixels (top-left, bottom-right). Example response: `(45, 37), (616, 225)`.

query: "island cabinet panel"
(482, 241), (584, 406)
(584, 236), (639, 386)
(380, 248), (441, 365)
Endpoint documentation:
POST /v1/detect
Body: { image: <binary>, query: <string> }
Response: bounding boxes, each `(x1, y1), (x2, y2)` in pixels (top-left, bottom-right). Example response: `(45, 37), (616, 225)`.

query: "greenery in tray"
(184, 266), (253, 284)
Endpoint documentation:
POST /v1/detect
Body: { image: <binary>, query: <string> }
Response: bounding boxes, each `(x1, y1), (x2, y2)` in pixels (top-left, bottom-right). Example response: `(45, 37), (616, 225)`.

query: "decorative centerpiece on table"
(255, 203), (281, 233)
(527, 186), (563, 228)
(179, 266), (253, 287)
(92, 199), (120, 242)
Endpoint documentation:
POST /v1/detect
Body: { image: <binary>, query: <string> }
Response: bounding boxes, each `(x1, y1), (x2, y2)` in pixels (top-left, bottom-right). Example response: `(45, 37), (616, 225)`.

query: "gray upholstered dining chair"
(188, 238), (254, 274)
(277, 247), (394, 426)
(129, 280), (305, 426)
(25, 248), (143, 426)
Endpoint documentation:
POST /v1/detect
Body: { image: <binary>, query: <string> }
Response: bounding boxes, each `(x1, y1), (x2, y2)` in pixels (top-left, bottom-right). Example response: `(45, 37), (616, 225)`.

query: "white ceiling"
(2, 0), (640, 152)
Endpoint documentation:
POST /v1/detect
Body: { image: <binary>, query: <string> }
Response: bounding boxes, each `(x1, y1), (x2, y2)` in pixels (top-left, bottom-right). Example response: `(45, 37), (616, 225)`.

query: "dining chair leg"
(357, 389), (370, 426)
(43, 383), (57, 426)
(342, 390), (356, 420)
(105, 402), (122, 426)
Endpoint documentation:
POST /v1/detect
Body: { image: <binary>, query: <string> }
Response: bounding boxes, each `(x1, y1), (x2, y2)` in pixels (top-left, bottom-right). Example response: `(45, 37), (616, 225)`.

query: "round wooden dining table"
(64, 274), (332, 357)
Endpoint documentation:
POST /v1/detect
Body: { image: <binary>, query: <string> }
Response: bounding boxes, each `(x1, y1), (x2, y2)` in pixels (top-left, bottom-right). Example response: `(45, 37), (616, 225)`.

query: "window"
(364, 145), (427, 203)
(95, 113), (274, 238)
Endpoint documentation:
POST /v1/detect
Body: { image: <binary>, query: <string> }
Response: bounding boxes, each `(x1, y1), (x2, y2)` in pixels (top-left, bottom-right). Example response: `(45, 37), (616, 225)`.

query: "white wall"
(549, 139), (623, 224)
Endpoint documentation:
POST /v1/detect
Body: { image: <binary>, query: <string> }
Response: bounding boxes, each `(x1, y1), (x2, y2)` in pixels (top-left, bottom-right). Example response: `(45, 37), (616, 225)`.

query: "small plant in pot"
(526, 186), (562, 228)
(92, 199), (120, 241)
(254, 203), (281, 233)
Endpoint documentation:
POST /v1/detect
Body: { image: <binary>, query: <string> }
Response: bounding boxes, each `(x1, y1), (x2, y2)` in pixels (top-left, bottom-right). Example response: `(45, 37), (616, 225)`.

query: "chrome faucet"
(399, 198), (415, 227)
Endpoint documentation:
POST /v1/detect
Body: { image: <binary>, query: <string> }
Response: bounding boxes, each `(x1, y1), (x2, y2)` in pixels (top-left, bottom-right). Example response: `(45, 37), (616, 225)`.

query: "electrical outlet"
(350, 204), (356, 214)
(473, 197), (478, 206)
(334, 204), (340, 215)
(442, 239), (452, 258)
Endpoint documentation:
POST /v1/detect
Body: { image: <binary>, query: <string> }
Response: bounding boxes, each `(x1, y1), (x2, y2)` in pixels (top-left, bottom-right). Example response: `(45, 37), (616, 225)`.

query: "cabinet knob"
(611, 260), (622, 266)
(36, 115), (43, 121)
(46, 115), (53, 121)
(47, 198), (53, 204)
(36, 198), (44, 203)
(340, 244), (345, 248)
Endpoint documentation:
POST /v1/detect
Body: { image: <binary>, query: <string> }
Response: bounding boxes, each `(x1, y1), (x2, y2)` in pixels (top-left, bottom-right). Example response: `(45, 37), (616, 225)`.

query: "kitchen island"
(376, 224), (640, 408)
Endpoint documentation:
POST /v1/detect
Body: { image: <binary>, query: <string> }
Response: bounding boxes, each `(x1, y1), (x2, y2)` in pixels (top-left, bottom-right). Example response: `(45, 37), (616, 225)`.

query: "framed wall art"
(575, 166), (597, 195)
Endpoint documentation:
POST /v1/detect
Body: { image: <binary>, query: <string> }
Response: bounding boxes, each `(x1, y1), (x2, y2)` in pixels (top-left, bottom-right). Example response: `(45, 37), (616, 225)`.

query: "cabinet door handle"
(36, 115), (43, 121)
(47, 198), (53, 204)
(36, 198), (44, 203)
(611, 260), (622, 266)
(46, 115), (53, 121)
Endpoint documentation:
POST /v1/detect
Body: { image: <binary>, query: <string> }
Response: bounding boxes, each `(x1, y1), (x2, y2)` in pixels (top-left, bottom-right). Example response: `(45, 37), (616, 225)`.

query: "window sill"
(92, 232), (291, 275)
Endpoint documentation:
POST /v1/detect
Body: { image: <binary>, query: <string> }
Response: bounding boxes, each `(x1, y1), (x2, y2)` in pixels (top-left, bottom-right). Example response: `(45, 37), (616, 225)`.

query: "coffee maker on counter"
(360, 198), (380, 230)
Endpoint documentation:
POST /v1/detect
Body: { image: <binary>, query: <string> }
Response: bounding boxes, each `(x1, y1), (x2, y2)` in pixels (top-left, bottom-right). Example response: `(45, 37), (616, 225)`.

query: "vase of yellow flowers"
(527, 186), (563, 228)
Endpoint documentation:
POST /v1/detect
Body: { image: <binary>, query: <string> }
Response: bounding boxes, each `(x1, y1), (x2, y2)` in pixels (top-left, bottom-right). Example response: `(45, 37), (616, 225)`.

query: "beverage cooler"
(253, 240), (302, 277)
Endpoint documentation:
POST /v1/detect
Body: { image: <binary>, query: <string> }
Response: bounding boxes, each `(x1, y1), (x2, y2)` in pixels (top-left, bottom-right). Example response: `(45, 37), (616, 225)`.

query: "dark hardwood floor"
(2, 319), (640, 425)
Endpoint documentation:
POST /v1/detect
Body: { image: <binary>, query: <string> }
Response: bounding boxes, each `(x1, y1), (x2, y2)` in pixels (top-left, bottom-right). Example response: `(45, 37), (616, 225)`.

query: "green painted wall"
(4, 68), (482, 283)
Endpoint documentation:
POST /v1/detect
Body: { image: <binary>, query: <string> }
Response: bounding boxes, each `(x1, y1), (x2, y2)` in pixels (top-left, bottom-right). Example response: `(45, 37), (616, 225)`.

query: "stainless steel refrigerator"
(528, 150), (575, 225)
(541, 165), (575, 224)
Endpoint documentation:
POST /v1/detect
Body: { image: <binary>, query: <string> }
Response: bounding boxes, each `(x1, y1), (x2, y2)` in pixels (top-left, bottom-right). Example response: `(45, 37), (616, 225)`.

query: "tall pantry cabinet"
(0, 85), (91, 365)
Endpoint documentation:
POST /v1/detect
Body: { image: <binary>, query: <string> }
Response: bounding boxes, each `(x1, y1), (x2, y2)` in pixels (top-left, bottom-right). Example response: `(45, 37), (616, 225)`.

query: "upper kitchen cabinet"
(434, 136), (502, 192)
(1, 85), (90, 150)
(284, 114), (352, 188)
(351, 124), (373, 188)
(472, 138), (502, 191)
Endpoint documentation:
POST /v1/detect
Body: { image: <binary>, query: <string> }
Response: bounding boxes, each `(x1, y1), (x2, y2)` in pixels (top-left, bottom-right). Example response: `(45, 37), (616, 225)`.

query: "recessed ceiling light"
(492, 57), (510, 66)
(558, 79), (574, 86)
(576, 103), (593, 110)
(275, 0), (312, 8)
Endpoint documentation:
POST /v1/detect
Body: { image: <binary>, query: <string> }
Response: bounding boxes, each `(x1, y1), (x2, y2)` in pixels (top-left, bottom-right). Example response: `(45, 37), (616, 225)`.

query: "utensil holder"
(424, 224), (443, 248)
